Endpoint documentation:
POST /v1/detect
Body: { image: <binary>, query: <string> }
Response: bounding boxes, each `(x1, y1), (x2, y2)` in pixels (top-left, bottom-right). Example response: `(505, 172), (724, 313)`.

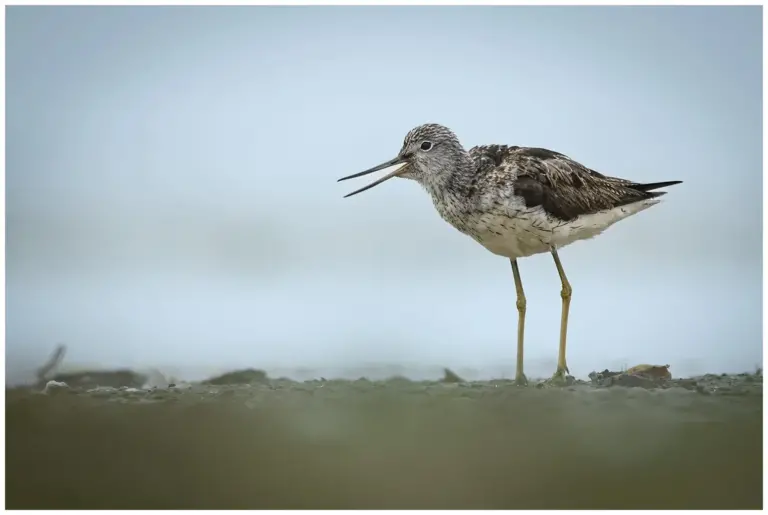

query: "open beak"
(337, 155), (410, 198)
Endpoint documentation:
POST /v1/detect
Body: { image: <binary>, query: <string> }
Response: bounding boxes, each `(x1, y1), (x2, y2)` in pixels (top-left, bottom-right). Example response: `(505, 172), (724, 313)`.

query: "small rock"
(42, 380), (70, 395)
(626, 364), (672, 380)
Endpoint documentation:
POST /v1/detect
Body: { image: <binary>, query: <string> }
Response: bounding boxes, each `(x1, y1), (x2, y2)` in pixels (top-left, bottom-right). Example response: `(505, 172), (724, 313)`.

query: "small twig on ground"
(36, 344), (67, 384)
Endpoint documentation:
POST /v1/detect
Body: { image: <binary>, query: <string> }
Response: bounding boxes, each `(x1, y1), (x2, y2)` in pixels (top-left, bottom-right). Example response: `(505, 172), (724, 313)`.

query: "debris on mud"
(587, 364), (762, 395)
(588, 369), (622, 381)
(45, 369), (148, 390)
(589, 363), (672, 388)
(18, 344), (763, 398)
(34, 344), (147, 390)
(688, 372), (764, 396)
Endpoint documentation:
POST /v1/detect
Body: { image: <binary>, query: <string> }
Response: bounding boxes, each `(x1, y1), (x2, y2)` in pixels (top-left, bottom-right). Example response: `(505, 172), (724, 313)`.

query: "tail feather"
(632, 180), (682, 198)
(633, 180), (683, 192)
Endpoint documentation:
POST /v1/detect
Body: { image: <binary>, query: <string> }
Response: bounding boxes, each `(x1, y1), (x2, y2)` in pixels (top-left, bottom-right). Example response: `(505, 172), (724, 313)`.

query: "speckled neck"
(418, 150), (476, 206)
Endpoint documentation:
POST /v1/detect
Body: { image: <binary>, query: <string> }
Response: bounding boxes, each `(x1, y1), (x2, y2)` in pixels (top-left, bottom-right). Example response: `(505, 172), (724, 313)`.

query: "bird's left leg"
(551, 249), (572, 384)
(510, 259), (528, 386)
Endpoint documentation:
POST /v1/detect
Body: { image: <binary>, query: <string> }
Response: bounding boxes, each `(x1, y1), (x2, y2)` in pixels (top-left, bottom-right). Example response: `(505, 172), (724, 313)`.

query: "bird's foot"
(514, 373), (528, 387)
(547, 366), (574, 387)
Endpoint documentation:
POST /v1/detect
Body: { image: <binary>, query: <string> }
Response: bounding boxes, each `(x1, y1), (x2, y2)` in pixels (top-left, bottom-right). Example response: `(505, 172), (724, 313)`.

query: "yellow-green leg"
(510, 259), (528, 386)
(551, 249), (572, 384)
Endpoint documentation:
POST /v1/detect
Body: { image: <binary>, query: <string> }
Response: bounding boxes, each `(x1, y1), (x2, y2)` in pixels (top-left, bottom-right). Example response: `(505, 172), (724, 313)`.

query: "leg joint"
(516, 297), (527, 312)
(560, 282), (572, 300)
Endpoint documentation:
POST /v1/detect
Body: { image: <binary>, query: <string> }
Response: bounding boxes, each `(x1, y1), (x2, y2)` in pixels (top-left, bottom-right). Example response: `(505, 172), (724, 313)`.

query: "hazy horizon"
(6, 5), (762, 385)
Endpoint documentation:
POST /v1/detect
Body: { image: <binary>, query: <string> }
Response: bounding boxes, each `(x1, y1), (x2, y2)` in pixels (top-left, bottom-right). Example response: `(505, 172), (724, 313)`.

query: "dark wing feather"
(470, 145), (681, 221)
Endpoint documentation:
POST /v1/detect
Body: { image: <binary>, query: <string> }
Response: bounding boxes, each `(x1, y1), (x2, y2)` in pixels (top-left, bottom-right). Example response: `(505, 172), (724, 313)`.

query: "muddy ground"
(5, 372), (763, 509)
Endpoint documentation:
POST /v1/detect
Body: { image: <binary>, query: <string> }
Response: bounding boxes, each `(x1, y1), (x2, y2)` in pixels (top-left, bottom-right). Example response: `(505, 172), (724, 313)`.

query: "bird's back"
(466, 145), (679, 220)
(433, 144), (681, 259)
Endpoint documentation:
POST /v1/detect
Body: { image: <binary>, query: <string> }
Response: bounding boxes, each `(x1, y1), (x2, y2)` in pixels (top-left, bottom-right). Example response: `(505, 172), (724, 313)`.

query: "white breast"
(435, 196), (661, 260)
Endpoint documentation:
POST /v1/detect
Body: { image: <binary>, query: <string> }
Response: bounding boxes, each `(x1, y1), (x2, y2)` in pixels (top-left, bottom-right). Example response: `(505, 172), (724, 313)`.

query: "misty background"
(6, 6), (762, 384)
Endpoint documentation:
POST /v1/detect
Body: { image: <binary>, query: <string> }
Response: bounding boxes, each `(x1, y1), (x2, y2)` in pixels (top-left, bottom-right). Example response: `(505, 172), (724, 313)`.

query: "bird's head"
(338, 123), (466, 198)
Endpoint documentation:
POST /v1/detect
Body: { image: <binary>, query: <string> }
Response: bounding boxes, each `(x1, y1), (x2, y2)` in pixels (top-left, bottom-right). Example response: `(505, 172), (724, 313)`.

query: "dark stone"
(202, 369), (269, 386)
(606, 374), (658, 388)
(441, 368), (464, 383)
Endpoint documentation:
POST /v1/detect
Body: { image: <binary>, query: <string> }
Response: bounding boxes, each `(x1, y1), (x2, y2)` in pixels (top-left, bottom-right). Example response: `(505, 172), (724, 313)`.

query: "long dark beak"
(337, 155), (409, 198)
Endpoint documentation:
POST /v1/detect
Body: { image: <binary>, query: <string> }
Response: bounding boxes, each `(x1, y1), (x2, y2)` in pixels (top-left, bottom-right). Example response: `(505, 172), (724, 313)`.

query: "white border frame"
(0, 1), (764, 513)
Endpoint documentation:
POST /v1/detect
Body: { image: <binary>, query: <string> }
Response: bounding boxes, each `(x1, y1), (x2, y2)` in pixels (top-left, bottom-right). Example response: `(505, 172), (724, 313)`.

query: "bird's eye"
(420, 141), (433, 151)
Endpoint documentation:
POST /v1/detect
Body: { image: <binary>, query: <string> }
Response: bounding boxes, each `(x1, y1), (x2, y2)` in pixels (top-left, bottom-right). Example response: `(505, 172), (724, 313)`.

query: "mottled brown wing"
(508, 147), (659, 221)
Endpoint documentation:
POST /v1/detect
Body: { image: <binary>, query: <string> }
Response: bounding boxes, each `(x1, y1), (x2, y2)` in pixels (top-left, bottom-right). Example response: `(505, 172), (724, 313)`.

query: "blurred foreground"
(6, 375), (762, 509)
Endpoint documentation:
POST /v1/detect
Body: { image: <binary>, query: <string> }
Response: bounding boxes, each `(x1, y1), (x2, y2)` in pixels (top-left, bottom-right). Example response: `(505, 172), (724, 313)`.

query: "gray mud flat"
(6, 377), (763, 509)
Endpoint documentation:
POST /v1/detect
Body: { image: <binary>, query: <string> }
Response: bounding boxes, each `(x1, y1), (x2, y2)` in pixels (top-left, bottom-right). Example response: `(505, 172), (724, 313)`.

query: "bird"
(337, 124), (682, 386)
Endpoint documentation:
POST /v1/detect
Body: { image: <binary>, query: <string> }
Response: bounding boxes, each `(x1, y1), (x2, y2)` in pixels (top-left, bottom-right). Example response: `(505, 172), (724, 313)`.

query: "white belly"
(447, 198), (661, 259)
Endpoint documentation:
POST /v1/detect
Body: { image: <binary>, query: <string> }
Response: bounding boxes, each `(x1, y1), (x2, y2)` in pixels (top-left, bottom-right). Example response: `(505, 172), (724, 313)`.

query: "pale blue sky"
(6, 6), (762, 383)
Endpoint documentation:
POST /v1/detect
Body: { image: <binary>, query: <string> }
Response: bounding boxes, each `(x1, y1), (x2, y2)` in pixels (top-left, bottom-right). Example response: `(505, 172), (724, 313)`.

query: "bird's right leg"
(510, 259), (527, 386)
(549, 249), (572, 386)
